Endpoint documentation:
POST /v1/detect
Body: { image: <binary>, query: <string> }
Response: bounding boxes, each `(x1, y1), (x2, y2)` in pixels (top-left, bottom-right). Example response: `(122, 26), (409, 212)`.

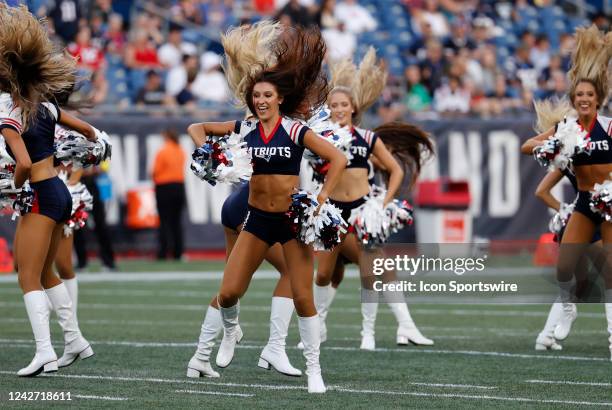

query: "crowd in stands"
(13, 0), (611, 118)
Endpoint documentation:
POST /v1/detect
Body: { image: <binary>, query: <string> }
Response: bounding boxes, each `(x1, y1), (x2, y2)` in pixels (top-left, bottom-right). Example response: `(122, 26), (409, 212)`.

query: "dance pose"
(187, 22), (346, 393)
(521, 25), (612, 359)
(313, 49), (435, 350)
(0, 5), (101, 376)
(187, 181), (302, 379)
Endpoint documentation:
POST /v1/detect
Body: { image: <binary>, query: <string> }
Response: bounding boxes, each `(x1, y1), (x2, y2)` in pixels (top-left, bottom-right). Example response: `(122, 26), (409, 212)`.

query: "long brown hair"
(245, 25), (328, 120)
(0, 4), (76, 130)
(373, 121), (435, 189)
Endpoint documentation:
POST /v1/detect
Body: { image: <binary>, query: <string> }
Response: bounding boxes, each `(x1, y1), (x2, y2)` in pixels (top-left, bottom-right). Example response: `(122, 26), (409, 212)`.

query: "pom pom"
(286, 189), (347, 251)
(548, 201), (575, 239)
(54, 125), (112, 168)
(589, 179), (612, 222)
(11, 183), (34, 220)
(61, 178), (94, 236)
(303, 107), (353, 182)
(190, 133), (252, 186)
(532, 117), (589, 170)
(349, 186), (414, 247)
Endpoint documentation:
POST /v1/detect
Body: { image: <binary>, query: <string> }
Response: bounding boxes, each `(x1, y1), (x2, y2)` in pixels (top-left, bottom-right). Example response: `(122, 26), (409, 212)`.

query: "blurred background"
(0, 0), (610, 265)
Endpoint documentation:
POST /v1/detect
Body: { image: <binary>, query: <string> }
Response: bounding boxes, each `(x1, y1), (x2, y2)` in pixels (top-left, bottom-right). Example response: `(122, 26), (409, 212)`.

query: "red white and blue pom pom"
(58, 172), (94, 236)
(286, 189), (347, 251)
(589, 180), (612, 222)
(191, 133), (252, 186)
(0, 137), (19, 213)
(304, 107), (353, 182)
(11, 183), (34, 220)
(532, 117), (589, 170)
(548, 201), (575, 238)
(349, 186), (414, 247)
(55, 125), (112, 168)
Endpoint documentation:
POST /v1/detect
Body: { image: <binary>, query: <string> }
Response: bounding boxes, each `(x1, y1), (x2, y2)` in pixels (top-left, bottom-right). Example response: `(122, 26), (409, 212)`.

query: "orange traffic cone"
(0, 237), (14, 273)
(533, 233), (558, 266)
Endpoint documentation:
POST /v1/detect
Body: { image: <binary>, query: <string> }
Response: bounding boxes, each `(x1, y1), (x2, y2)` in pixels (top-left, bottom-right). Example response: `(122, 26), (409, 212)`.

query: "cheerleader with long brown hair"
(521, 25), (612, 359)
(313, 49), (435, 350)
(187, 22), (346, 393)
(0, 4), (102, 376)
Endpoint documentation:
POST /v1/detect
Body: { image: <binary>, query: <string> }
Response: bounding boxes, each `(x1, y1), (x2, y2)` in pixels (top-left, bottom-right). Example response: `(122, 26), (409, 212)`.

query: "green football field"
(0, 261), (611, 409)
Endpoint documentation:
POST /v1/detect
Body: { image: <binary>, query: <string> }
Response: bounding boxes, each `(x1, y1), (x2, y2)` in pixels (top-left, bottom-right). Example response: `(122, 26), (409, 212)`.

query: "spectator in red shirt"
(125, 30), (161, 69)
(68, 27), (106, 72)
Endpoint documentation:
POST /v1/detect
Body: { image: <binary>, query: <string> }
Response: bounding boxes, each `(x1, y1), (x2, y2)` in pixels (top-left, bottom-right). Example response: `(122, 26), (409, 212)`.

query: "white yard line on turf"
(0, 301), (606, 319)
(72, 394), (128, 401)
(0, 371), (606, 406)
(0, 339), (609, 363)
(526, 379), (612, 387)
(175, 389), (254, 398)
(0, 267), (551, 284)
(1, 317), (608, 336)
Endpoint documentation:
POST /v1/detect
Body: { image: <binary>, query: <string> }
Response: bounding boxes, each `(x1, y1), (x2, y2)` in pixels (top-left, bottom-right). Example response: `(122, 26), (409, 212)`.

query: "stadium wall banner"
(0, 116), (576, 250)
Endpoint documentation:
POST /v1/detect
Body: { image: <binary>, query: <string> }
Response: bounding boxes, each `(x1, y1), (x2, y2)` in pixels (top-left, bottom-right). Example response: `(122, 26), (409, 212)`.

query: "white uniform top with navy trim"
(234, 116), (309, 175)
(572, 115), (612, 166)
(347, 126), (378, 169)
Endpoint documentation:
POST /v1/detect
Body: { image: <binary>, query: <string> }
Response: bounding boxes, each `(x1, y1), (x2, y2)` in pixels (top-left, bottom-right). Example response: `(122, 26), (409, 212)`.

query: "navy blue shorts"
(30, 176), (72, 222)
(221, 183), (249, 230)
(242, 205), (295, 246)
(575, 191), (605, 225)
(330, 197), (366, 224)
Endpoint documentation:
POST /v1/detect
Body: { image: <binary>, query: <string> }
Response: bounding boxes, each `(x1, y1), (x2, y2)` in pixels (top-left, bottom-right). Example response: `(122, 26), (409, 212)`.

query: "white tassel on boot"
(216, 301), (243, 368)
(45, 283), (93, 368)
(18, 291), (58, 377)
(187, 306), (221, 378)
(258, 297), (302, 376)
(298, 315), (326, 393)
(535, 299), (562, 350)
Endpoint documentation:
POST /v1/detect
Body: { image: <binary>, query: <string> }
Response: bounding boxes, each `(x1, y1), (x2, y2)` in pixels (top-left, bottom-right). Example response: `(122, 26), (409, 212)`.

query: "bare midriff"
(30, 156), (58, 183)
(575, 163), (612, 191)
(329, 168), (370, 202)
(248, 174), (300, 212)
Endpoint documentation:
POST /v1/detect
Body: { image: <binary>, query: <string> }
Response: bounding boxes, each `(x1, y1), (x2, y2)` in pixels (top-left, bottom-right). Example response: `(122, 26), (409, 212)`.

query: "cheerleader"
(187, 181), (302, 379)
(187, 22), (346, 393)
(313, 49), (435, 350)
(521, 25), (612, 359)
(0, 5), (104, 376)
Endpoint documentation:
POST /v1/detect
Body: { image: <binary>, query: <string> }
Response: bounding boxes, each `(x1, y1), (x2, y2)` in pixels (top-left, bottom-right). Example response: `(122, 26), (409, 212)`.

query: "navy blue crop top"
(0, 93), (60, 163)
(234, 117), (308, 176)
(347, 127), (378, 169)
(572, 115), (612, 167)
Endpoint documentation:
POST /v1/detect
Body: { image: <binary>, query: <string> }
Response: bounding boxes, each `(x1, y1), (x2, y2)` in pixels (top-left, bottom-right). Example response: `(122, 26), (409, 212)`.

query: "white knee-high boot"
(605, 289), (612, 361)
(259, 297), (302, 376)
(535, 299), (563, 350)
(216, 301), (243, 368)
(383, 282), (434, 346)
(63, 278), (78, 319)
(313, 284), (330, 342)
(360, 302), (378, 350)
(554, 278), (577, 340)
(187, 305), (222, 378)
(45, 283), (93, 368)
(18, 291), (58, 377)
(298, 315), (326, 393)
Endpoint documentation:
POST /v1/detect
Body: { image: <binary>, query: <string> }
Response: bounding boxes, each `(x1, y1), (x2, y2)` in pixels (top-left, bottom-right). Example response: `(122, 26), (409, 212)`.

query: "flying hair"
(567, 25), (612, 107)
(533, 98), (575, 133)
(0, 4), (76, 130)
(373, 121), (434, 190)
(328, 47), (387, 125)
(221, 21), (282, 107)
